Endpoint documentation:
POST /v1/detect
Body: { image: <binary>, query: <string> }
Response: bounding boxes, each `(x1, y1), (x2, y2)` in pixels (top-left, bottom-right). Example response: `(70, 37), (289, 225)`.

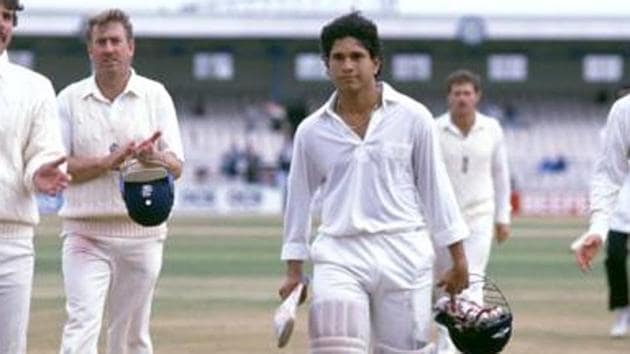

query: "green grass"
(25, 215), (629, 354)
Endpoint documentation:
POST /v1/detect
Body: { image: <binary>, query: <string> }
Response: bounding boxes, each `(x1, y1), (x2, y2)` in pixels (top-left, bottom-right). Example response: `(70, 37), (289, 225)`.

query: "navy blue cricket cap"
(119, 160), (174, 227)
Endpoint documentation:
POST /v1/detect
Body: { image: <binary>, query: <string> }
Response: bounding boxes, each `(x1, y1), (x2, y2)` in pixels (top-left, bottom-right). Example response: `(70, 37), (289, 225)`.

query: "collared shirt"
(435, 112), (511, 224)
(57, 70), (184, 238)
(0, 51), (65, 237)
(58, 70), (184, 160)
(281, 82), (468, 260)
(588, 95), (630, 240)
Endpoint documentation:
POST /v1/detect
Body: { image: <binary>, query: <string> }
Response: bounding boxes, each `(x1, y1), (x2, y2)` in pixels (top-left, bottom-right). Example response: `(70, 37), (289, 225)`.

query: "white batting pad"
(374, 342), (436, 354)
(308, 300), (370, 353)
(310, 337), (366, 354)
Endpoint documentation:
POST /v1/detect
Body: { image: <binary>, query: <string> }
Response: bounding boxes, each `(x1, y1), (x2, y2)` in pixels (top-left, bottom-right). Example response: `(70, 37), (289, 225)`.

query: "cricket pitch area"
(27, 215), (628, 353)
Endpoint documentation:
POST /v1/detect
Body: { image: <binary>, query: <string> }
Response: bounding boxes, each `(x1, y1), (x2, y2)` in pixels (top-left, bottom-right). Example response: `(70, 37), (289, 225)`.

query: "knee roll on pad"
(309, 300), (369, 353)
(310, 337), (366, 354)
(374, 342), (436, 354)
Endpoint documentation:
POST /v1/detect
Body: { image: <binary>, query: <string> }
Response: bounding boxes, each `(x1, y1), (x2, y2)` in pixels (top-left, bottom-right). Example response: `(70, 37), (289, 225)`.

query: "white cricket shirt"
(435, 113), (511, 224)
(588, 95), (630, 240)
(281, 83), (468, 261)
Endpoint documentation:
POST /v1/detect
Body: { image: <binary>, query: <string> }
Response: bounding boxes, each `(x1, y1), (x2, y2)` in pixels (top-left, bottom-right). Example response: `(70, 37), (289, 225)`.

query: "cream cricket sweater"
(435, 113), (511, 225)
(0, 52), (66, 239)
(57, 71), (185, 239)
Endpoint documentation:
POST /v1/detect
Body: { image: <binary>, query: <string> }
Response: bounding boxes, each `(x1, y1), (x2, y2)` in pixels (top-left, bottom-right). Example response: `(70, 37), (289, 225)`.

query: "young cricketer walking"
(278, 12), (470, 354)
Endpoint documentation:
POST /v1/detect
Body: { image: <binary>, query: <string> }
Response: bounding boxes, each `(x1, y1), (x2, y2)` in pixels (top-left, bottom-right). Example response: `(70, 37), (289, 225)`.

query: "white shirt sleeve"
(281, 126), (322, 261)
(492, 124), (511, 224)
(155, 85), (185, 162)
(413, 116), (469, 248)
(57, 89), (73, 156)
(588, 100), (630, 241)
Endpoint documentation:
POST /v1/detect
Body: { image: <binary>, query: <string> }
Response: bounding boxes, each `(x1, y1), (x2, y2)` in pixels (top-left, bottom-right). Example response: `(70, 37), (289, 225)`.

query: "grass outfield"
(26, 215), (629, 353)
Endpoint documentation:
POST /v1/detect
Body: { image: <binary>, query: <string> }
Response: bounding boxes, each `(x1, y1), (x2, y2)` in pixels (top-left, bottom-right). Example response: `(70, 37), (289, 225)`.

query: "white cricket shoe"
(610, 306), (630, 338)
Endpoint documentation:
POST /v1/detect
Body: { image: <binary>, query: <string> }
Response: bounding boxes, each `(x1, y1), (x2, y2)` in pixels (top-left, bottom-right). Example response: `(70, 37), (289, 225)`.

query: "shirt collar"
(81, 68), (143, 101)
(322, 81), (400, 118)
(441, 111), (486, 135)
(0, 51), (10, 78)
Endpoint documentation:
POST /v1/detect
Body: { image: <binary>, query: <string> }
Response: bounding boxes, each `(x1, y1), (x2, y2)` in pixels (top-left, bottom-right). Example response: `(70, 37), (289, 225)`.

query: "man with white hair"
(57, 8), (184, 354)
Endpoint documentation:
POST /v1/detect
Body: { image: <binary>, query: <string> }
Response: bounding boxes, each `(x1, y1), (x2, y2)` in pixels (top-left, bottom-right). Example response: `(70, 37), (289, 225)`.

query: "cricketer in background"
(433, 70), (511, 354)
(56, 9), (184, 354)
(278, 12), (469, 354)
(0, 1), (70, 353)
(575, 86), (630, 338)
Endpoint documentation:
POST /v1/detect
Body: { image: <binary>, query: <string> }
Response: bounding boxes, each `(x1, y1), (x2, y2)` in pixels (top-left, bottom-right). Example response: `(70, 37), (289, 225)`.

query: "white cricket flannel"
(281, 83), (469, 261)
(0, 51), (65, 238)
(435, 113), (511, 224)
(57, 70), (185, 238)
(588, 95), (630, 241)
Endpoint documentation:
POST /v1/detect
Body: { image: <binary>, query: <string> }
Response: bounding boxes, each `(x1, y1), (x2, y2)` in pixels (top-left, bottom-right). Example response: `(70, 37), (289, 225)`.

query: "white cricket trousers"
(0, 239), (34, 354)
(434, 213), (493, 304)
(434, 213), (493, 354)
(309, 230), (435, 353)
(59, 234), (164, 354)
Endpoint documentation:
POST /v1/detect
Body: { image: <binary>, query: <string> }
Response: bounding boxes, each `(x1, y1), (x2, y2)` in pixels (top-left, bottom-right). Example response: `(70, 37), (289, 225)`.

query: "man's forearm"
(447, 240), (468, 268)
(156, 151), (183, 179)
(286, 260), (304, 278)
(67, 155), (111, 183)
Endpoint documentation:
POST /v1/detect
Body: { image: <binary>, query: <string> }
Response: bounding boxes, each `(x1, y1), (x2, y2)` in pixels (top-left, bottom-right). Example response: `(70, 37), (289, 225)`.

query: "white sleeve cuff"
(432, 222), (469, 248)
(495, 210), (511, 225)
(281, 242), (310, 261)
(587, 222), (609, 244)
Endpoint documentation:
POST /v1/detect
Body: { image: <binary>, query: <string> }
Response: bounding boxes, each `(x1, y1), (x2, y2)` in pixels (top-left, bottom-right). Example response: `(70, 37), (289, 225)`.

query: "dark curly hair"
(320, 12), (382, 76)
(1, 0), (24, 26)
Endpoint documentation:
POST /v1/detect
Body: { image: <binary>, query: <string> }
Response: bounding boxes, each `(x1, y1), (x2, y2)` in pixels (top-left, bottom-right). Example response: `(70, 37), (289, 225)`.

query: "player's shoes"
(610, 306), (630, 338)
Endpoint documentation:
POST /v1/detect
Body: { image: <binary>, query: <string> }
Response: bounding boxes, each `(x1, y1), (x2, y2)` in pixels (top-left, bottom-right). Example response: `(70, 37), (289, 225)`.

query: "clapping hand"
(134, 131), (163, 165)
(34, 157), (71, 196)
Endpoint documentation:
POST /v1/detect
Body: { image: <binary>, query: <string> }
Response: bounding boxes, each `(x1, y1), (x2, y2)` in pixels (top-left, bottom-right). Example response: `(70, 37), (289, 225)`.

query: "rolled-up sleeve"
(588, 101), (630, 241)
(413, 115), (469, 247)
(281, 125), (322, 261)
(492, 125), (511, 224)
